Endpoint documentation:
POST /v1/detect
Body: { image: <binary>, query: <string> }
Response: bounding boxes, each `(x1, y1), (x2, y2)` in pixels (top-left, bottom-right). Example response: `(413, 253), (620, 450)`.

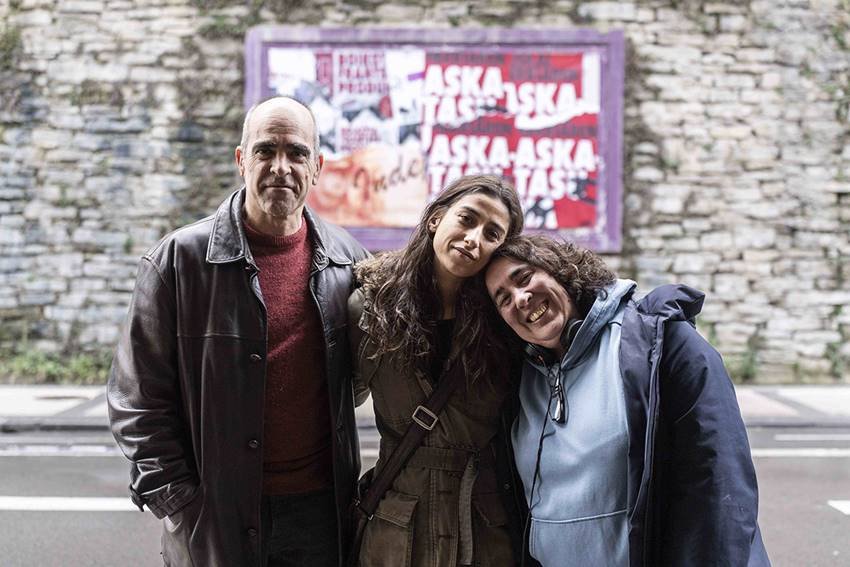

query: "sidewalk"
(0, 385), (380, 433)
(1, 383), (850, 432)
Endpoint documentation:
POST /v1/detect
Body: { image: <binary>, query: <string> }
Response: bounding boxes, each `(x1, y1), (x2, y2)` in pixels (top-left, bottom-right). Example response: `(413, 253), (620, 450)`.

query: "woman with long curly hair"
(348, 174), (525, 566)
(484, 235), (770, 567)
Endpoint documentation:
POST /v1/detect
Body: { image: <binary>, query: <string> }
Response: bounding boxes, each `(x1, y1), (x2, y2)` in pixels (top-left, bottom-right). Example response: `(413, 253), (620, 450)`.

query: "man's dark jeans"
(261, 487), (339, 567)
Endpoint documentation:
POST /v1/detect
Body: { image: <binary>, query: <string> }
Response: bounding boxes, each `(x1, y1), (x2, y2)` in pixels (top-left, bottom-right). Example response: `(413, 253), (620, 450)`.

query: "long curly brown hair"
(355, 175), (524, 384)
(490, 235), (617, 318)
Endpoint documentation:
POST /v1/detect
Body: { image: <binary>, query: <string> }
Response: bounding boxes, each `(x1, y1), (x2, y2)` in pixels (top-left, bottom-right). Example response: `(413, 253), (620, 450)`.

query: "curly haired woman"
(484, 235), (771, 567)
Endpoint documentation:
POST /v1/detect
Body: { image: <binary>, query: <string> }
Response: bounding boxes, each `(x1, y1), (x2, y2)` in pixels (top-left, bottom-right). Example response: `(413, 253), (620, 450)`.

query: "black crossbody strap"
(357, 363), (465, 518)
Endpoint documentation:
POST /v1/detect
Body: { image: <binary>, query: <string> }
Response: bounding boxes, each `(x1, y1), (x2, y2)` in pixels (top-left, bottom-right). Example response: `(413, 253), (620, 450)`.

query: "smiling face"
(235, 98), (323, 235)
(429, 192), (511, 288)
(485, 256), (576, 355)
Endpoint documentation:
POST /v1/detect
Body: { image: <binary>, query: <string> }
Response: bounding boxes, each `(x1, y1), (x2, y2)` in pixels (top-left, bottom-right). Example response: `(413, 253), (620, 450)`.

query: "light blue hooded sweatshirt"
(512, 279), (636, 567)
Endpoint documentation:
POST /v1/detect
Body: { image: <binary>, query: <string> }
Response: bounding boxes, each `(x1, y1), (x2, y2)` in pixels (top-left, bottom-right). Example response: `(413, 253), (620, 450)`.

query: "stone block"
(14, 9), (54, 25)
(754, 363), (798, 384)
(20, 291), (55, 306)
(128, 67), (177, 83)
(71, 228), (127, 249)
(375, 3), (424, 20)
(732, 226), (777, 249)
(59, 1), (106, 13)
(700, 232), (734, 250)
(713, 74), (757, 89)
(633, 166), (664, 182)
(635, 256), (673, 273)
(653, 223), (683, 237)
(43, 305), (80, 322)
(57, 292), (87, 308)
(82, 259), (135, 279)
(0, 227), (24, 246)
(70, 278), (107, 292)
(715, 322), (757, 345)
(38, 253), (85, 277)
(757, 71), (782, 89)
(704, 3), (746, 13)
(714, 273), (749, 295)
(667, 237), (700, 251)
(0, 211), (24, 226)
(577, 1), (637, 20)
(793, 340), (828, 358)
(709, 125), (751, 139)
(672, 252), (720, 273)
(78, 323), (120, 345)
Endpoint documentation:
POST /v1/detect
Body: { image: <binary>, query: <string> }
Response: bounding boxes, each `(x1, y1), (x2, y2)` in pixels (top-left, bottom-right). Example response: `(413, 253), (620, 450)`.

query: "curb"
(3, 418), (848, 433)
(0, 416), (381, 434)
(744, 418), (850, 429)
(0, 416), (111, 433)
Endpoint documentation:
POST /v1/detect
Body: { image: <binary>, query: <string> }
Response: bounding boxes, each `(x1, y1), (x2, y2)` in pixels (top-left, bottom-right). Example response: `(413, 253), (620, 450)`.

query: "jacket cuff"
(137, 481), (199, 519)
(128, 486), (145, 512)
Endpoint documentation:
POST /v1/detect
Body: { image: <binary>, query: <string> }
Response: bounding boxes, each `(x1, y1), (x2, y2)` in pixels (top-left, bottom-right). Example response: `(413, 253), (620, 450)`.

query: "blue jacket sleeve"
(658, 321), (769, 566)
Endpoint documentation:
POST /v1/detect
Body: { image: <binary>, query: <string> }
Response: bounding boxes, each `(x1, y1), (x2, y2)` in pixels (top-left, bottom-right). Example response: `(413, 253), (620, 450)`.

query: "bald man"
(109, 97), (369, 567)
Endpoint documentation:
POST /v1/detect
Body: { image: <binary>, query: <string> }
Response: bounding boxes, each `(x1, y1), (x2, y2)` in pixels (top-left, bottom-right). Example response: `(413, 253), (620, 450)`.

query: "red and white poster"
(266, 47), (602, 230)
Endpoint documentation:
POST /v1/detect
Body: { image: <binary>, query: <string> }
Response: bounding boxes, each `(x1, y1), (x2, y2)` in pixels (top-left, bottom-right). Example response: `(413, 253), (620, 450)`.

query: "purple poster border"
(245, 26), (624, 252)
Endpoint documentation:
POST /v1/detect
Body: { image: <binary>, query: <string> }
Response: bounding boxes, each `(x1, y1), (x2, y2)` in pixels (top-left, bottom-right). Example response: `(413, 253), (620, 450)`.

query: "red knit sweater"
(244, 218), (333, 495)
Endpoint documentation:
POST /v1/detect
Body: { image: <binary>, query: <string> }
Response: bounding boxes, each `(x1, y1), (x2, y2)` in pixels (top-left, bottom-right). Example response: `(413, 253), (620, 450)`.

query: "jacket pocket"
(161, 486), (203, 567)
(529, 510), (629, 567)
(359, 489), (418, 567)
(473, 493), (509, 527)
(473, 494), (515, 566)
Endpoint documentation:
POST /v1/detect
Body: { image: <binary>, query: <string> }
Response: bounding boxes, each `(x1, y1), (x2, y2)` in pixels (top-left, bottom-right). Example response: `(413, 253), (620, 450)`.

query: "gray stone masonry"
(0, 0), (848, 382)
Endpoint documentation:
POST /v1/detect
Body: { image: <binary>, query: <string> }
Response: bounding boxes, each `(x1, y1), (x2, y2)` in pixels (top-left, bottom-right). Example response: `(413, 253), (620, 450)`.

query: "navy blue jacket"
(620, 284), (770, 566)
(497, 284), (770, 567)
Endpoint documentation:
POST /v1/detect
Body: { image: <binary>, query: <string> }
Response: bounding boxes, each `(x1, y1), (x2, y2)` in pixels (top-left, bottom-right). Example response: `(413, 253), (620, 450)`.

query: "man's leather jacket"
(108, 188), (369, 567)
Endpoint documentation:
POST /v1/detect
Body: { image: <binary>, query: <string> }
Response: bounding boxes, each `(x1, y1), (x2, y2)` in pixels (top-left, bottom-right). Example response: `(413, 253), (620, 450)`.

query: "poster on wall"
(245, 27), (624, 251)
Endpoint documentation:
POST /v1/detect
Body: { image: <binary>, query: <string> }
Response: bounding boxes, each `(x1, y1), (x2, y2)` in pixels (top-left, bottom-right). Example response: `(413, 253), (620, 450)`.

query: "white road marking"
(775, 434), (850, 442)
(0, 445), (121, 457)
(828, 501), (850, 515)
(0, 497), (137, 512)
(751, 448), (850, 458)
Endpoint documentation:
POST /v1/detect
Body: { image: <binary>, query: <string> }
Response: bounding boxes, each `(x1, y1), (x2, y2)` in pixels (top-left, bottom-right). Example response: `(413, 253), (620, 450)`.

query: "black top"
(430, 319), (455, 382)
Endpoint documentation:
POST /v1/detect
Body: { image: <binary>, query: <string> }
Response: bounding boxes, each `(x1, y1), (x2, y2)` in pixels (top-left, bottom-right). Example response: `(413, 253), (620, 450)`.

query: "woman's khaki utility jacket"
(348, 288), (516, 567)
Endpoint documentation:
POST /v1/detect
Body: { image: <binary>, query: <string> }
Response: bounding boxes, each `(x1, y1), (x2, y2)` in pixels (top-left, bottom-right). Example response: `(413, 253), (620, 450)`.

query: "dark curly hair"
(489, 235), (617, 319)
(355, 174), (524, 384)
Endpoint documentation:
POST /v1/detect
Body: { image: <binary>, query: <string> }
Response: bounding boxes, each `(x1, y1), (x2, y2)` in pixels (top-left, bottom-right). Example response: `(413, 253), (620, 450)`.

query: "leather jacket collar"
(205, 188), (352, 271)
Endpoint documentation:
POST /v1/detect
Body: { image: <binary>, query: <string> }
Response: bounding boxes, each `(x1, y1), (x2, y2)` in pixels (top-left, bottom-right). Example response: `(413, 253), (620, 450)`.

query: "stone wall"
(0, 0), (848, 382)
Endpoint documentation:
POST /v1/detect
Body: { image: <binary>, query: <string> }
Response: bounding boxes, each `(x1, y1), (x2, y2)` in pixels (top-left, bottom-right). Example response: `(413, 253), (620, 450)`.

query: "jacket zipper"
(640, 319), (664, 567)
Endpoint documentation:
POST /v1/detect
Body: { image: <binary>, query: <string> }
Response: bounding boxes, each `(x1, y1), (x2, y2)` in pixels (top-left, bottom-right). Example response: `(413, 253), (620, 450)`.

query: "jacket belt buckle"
(411, 405), (438, 431)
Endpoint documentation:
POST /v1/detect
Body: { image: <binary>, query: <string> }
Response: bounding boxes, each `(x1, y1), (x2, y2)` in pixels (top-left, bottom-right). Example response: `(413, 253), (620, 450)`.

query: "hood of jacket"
(635, 283), (704, 323)
(558, 278), (637, 371)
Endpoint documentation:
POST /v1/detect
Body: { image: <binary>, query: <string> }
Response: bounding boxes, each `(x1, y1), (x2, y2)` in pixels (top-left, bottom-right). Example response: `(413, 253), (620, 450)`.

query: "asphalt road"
(748, 427), (850, 567)
(0, 431), (161, 567)
(0, 426), (847, 566)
